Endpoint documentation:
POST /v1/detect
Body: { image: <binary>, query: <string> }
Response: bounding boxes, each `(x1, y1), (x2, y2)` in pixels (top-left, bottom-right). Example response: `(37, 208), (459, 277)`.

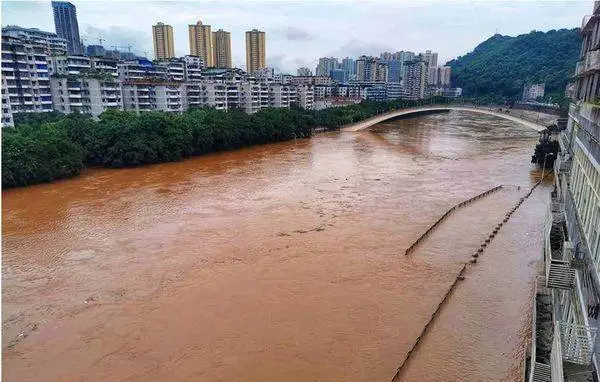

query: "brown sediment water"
(2, 111), (549, 381)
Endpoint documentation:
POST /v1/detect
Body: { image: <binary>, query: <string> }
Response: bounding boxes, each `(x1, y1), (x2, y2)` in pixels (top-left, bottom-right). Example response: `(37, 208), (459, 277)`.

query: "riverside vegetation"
(3, 98), (453, 188)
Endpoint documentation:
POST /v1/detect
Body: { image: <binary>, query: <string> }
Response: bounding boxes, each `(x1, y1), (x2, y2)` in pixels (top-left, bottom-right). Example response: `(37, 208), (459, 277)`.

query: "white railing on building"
(558, 321), (598, 365)
(551, 325), (565, 382)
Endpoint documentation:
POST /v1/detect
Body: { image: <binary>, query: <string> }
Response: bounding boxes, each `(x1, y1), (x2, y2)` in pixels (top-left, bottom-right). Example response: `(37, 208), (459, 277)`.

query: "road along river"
(3, 110), (549, 381)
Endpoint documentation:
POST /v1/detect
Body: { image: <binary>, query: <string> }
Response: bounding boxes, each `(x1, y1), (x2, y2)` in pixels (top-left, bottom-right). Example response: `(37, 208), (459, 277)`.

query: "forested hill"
(447, 29), (581, 99)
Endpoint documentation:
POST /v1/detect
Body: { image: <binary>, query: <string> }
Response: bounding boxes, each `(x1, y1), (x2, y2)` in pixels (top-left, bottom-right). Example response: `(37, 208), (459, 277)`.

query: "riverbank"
(1, 97), (451, 189)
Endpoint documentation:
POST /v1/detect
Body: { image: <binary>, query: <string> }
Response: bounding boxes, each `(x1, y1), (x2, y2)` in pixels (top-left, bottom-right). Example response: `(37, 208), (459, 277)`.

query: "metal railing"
(558, 321), (598, 365)
(551, 325), (565, 382)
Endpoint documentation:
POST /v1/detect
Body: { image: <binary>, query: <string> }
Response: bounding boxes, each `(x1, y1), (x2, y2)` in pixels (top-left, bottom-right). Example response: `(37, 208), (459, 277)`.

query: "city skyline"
(2, 0), (590, 73)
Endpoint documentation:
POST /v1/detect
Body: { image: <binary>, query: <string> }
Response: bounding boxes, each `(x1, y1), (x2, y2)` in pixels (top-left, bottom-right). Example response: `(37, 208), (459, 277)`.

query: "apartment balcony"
(68, 63), (91, 68)
(557, 321), (598, 365)
(67, 86), (81, 91)
(577, 102), (600, 146)
(554, 154), (572, 175)
(584, 50), (600, 73)
(529, 276), (564, 382)
(70, 102), (84, 107)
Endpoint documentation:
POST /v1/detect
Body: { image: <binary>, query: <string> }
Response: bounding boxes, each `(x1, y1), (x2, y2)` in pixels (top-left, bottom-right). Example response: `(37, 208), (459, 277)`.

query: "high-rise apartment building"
(423, 50), (438, 67)
(355, 56), (388, 82)
(153, 22), (175, 60)
(212, 29), (232, 68)
(189, 21), (213, 67)
(297, 67), (312, 76)
(341, 57), (355, 76)
(404, 60), (427, 99)
(315, 57), (339, 77)
(245, 29), (266, 74)
(51, 1), (83, 55)
(330, 69), (349, 84)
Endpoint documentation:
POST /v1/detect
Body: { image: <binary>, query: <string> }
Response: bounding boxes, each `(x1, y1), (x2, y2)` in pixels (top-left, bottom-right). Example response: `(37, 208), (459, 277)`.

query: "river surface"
(3, 111), (550, 381)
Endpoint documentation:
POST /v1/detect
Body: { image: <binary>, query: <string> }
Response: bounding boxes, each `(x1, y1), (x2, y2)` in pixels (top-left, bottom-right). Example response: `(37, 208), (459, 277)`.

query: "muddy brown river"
(3, 111), (550, 381)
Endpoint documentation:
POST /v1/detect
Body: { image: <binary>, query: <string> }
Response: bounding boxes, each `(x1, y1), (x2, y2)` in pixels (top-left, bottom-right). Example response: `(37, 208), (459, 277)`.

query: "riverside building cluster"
(1, 1), (460, 127)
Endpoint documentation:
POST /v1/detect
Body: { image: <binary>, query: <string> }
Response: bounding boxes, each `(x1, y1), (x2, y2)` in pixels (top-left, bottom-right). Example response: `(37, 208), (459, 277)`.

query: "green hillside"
(447, 29), (581, 99)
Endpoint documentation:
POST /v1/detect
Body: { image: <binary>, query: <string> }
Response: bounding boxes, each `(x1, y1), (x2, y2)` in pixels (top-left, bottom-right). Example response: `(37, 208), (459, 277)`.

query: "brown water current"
(3, 111), (550, 381)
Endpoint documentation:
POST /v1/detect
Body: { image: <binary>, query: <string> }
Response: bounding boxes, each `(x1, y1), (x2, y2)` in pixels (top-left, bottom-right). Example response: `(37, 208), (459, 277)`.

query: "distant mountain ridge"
(447, 29), (581, 99)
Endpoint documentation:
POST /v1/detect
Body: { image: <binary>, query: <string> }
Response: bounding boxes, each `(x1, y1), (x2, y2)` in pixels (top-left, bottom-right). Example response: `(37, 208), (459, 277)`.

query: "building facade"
(212, 29), (232, 68)
(297, 67), (312, 77)
(245, 29), (266, 74)
(2, 25), (68, 55)
(189, 21), (213, 67)
(404, 60), (427, 99)
(528, 2), (600, 381)
(315, 57), (339, 77)
(51, 1), (83, 55)
(355, 56), (388, 82)
(153, 22), (175, 60)
(1, 36), (53, 121)
(50, 76), (122, 117)
(330, 69), (349, 84)
(523, 83), (546, 101)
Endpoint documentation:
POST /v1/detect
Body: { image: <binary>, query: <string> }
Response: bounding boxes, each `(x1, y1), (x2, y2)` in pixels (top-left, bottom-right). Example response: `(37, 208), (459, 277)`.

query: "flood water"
(3, 111), (549, 381)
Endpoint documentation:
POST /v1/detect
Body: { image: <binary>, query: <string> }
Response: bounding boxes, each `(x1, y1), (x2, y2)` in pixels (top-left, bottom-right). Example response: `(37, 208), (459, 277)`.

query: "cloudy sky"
(2, 0), (591, 73)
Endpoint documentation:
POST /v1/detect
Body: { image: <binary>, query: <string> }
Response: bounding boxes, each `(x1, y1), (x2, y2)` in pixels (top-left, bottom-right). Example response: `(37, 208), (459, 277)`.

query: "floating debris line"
(390, 264), (467, 381)
(404, 185), (503, 255)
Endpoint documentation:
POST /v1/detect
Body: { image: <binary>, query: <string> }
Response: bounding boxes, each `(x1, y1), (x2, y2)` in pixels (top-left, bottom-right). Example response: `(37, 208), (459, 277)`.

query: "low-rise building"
(523, 83), (545, 101)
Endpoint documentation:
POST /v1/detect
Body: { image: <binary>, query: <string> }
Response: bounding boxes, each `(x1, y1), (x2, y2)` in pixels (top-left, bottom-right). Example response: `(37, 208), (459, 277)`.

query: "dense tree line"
(447, 29), (581, 100)
(3, 98), (451, 188)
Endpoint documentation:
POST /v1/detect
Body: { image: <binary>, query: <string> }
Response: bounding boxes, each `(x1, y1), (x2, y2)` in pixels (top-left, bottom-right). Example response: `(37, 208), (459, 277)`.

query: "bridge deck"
(342, 106), (549, 132)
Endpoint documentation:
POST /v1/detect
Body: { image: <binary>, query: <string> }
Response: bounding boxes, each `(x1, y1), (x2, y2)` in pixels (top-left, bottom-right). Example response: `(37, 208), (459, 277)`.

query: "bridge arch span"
(342, 106), (548, 132)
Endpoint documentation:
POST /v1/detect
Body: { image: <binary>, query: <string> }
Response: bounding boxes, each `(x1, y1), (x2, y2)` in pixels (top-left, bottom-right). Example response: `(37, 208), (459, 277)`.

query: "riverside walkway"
(342, 105), (549, 132)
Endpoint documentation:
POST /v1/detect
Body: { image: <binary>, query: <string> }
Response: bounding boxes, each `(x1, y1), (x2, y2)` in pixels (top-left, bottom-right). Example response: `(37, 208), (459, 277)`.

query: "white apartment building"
(1, 35), (53, 122)
(50, 76), (122, 117)
(523, 83), (545, 101)
(183, 55), (204, 81)
(2, 25), (68, 55)
(48, 55), (91, 75)
(48, 56), (119, 77)
(118, 60), (168, 82)
(122, 82), (185, 113)
(269, 84), (297, 108)
(296, 85), (314, 110)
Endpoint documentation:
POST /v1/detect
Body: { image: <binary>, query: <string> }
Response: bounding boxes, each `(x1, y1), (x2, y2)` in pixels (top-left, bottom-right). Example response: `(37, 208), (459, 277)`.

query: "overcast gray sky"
(1, 0), (591, 73)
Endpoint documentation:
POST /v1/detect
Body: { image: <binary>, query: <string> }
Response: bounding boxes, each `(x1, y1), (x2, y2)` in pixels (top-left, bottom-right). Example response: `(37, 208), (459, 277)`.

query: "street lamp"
(541, 152), (555, 180)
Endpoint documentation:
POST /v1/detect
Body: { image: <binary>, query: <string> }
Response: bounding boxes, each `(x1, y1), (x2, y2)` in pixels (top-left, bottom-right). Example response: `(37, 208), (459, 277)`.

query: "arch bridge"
(343, 105), (550, 132)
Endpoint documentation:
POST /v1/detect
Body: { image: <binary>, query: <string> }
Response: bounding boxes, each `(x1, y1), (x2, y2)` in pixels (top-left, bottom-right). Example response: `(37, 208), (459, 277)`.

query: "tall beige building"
(188, 20), (213, 67)
(152, 22), (175, 60)
(245, 29), (266, 74)
(212, 29), (232, 68)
